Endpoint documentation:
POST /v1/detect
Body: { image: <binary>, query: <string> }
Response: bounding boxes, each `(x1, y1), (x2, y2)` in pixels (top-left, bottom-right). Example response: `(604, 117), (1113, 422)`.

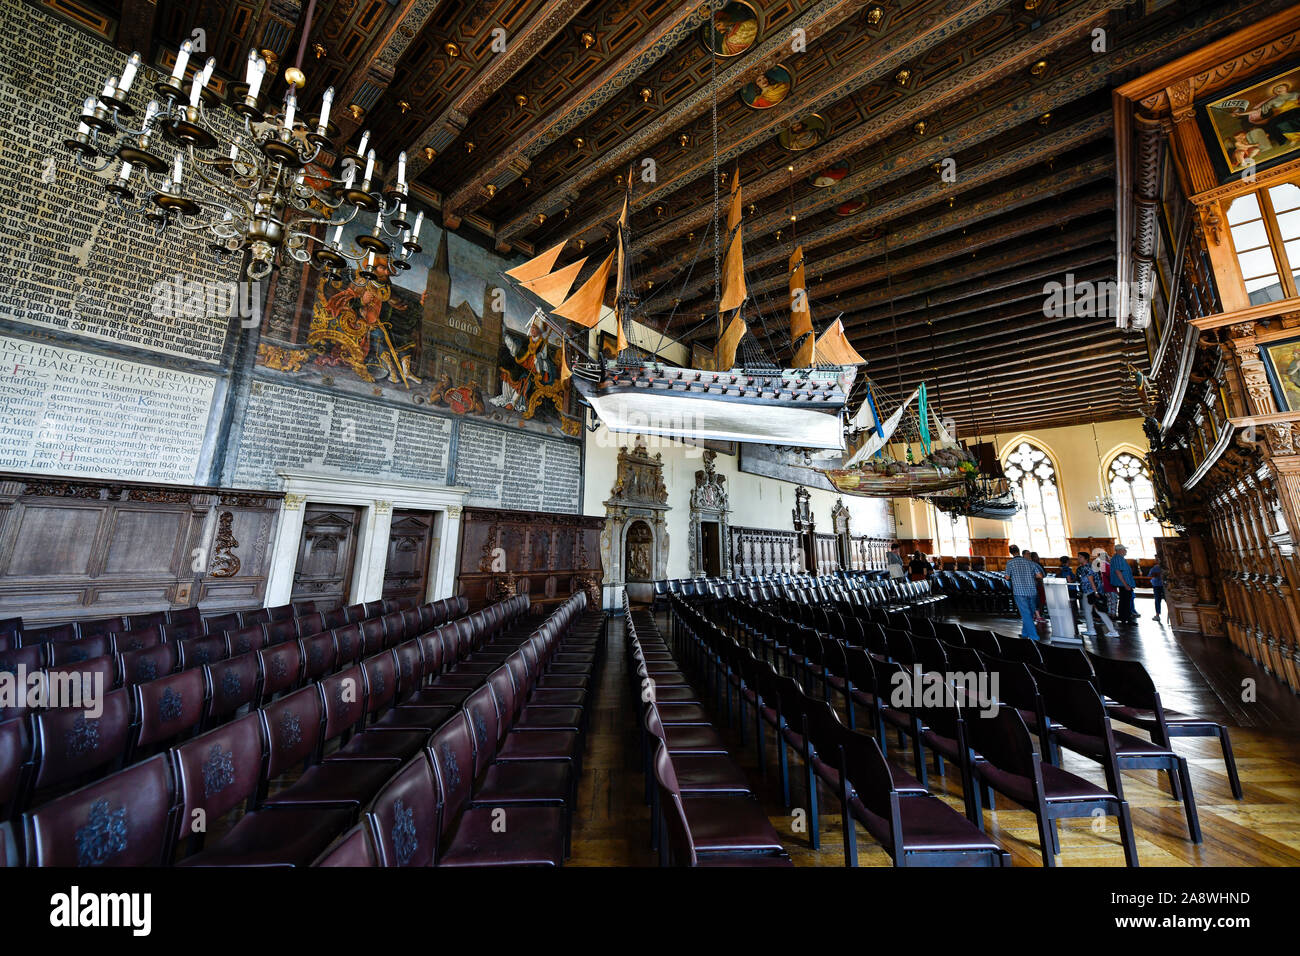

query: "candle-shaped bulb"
(247, 54), (266, 100)
(411, 210), (424, 242)
(119, 52), (141, 93)
(283, 90), (297, 131)
(101, 76), (116, 97)
(229, 142), (239, 161)
(357, 130), (370, 158)
(362, 148), (375, 185)
(171, 40), (193, 80)
(118, 159), (133, 182)
(331, 222), (345, 246)
(172, 151), (183, 187)
(317, 86), (334, 135)
(397, 151), (407, 190)
(143, 100), (160, 129)
(76, 96), (95, 135)
(366, 250), (375, 268)
(342, 161), (356, 190)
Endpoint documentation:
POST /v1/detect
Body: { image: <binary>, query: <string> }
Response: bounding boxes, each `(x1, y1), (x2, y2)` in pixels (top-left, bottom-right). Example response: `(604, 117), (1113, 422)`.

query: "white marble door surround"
(264, 470), (471, 607)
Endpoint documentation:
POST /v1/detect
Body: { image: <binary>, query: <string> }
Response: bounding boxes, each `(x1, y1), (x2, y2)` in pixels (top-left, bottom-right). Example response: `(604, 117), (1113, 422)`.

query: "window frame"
(1001, 439), (1071, 559)
(1226, 177), (1300, 304)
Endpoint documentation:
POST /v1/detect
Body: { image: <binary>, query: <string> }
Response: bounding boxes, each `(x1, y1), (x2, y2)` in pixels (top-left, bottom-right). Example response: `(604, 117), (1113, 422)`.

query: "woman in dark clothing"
(909, 551), (931, 581)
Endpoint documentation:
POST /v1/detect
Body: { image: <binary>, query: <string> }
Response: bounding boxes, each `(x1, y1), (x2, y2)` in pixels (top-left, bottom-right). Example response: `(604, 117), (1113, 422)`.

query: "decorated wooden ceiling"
(47, 0), (1294, 434)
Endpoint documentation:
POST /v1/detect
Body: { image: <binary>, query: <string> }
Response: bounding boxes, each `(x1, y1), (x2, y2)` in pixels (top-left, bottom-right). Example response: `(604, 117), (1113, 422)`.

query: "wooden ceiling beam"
(115, 0), (159, 56)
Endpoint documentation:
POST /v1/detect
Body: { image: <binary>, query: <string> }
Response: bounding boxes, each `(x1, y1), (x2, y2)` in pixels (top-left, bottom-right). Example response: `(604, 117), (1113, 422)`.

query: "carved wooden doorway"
(700, 521), (722, 577)
(624, 520), (654, 598)
(291, 504), (361, 611)
(382, 510), (436, 604)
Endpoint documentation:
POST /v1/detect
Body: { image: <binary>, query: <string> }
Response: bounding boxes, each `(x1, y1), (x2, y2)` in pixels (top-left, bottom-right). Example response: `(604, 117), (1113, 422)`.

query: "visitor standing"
(1110, 544), (1136, 623)
(1150, 561), (1166, 620)
(1079, 553), (1119, 637)
(1004, 545), (1043, 640)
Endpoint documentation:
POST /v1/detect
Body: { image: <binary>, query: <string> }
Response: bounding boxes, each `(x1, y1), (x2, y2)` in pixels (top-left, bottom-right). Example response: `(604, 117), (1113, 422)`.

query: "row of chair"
(13, 594), (593, 865)
(1, 598), (476, 822)
(626, 602), (791, 867)
(314, 592), (606, 867)
(0, 597), (434, 652)
(669, 596), (1010, 866)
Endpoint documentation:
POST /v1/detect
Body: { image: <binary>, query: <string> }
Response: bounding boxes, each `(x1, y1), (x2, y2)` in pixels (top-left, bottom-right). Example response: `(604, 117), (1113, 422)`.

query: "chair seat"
(661, 724), (728, 754)
(537, 675), (590, 690)
(896, 794), (1004, 852)
(263, 759), (397, 808)
(648, 685), (701, 704)
(498, 729), (581, 762)
(527, 688), (587, 707)
(373, 704), (456, 731)
(474, 761), (572, 805)
(977, 760), (1116, 807)
(1056, 726), (1175, 760)
(545, 663), (592, 675)
(439, 807), (565, 867)
(696, 853), (794, 867)
(406, 687), (473, 707)
(671, 754), (752, 794)
(177, 806), (352, 867)
(680, 796), (785, 852)
(430, 674), (485, 688)
(655, 702), (712, 725)
(329, 728), (429, 762)
(518, 705), (583, 729)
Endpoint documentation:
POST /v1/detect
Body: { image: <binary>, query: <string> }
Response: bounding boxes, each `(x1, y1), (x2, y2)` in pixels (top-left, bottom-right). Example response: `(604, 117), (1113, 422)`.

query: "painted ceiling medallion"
(809, 159), (849, 187)
(835, 198), (867, 217)
(779, 113), (828, 151)
(700, 1), (759, 57)
(739, 64), (793, 110)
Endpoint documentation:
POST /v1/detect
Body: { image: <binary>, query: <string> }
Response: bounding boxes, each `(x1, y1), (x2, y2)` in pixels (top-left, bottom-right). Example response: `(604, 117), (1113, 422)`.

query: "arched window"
(1003, 441), (1069, 559)
(932, 507), (970, 557)
(1106, 452), (1162, 558)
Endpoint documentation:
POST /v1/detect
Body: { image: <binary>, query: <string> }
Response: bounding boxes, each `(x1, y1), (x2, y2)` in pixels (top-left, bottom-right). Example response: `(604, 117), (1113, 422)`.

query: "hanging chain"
(710, 0), (720, 313)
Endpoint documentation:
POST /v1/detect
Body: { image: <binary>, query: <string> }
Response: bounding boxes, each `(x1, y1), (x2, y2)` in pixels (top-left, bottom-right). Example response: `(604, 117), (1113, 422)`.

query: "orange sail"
(505, 240), (565, 283)
(717, 172), (747, 314)
(518, 256), (587, 307)
(813, 318), (867, 366)
(713, 312), (747, 372)
(558, 337), (572, 384)
(552, 251), (614, 328)
(789, 245), (815, 367)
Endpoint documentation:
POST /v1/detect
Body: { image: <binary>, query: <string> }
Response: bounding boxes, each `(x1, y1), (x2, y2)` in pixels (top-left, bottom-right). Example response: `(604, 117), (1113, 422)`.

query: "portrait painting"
(1200, 63), (1300, 181)
(700, 1), (759, 57)
(779, 114), (828, 152)
(810, 160), (849, 188)
(599, 330), (621, 361)
(1261, 335), (1300, 412)
(739, 65), (793, 110)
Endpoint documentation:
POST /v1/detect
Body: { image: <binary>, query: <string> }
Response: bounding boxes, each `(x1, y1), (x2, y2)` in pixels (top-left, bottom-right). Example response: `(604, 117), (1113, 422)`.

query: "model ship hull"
(573, 362), (854, 449)
(819, 465), (967, 497)
(927, 492), (1020, 520)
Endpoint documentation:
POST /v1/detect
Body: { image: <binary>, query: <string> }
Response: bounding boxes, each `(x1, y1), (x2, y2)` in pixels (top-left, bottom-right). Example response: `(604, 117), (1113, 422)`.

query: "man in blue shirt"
(1110, 544), (1136, 623)
(1004, 544), (1043, 639)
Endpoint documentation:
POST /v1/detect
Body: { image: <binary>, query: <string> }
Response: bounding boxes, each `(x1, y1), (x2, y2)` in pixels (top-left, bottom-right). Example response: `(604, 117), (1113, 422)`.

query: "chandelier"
(63, 40), (424, 282)
(1087, 492), (1128, 516)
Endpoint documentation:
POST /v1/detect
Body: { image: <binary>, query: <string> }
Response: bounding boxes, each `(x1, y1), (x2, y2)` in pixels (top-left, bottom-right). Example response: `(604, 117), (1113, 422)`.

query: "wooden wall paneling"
(456, 507), (603, 611)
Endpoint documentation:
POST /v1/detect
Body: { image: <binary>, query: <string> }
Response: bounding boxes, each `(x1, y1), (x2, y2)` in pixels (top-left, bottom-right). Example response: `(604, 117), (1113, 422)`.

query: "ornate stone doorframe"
(266, 471), (470, 607)
(689, 450), (731, 577)
(601, 437), (669, 608)
(831, 497), (851, 569)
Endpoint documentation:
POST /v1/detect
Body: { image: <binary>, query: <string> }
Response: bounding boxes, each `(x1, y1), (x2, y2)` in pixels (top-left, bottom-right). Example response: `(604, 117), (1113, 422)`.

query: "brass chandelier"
(63, 39), (424, 283)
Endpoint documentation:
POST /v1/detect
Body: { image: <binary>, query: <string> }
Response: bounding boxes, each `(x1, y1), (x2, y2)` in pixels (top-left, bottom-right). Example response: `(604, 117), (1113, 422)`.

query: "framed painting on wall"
(1260, 334), (1300, 412)
(598, 330), (621, 361)
(1197, 62), (1300, 184)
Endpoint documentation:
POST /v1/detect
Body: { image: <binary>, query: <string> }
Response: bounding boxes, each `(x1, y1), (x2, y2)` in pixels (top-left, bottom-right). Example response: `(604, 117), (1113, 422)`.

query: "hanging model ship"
(500, 171), (864, 449)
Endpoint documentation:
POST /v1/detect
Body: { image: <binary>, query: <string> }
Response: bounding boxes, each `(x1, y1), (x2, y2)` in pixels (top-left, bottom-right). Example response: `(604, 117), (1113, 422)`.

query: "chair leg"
(1175, 756), (1202, 843)
(1219, 728), (1244, 800)
(778, 736), (791, 807)
(1035, 807), (1055, 867)
(1049, 818), (1060, 855)
(806, 759), (820, 849)
(1117, 799), (1140, 867)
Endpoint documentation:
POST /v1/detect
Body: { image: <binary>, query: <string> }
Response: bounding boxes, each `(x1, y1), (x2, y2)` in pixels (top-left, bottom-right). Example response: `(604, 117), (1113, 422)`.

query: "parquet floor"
(567, 601), (1300, 867)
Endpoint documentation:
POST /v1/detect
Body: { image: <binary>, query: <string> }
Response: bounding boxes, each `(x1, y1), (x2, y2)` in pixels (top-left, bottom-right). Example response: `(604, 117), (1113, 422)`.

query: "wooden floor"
(567, 601), (1300, 867)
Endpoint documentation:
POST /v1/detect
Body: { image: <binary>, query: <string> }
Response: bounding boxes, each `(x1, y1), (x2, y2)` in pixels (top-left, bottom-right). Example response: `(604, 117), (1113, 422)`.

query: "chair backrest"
(1032, 667), (1112, 742)
(320, 665), (366, 742)
(910, 634), (949, 675)
(314, 821), (379, 866)
(334, 624), (363, 664)
(134, 668), (207, 752)
(488, 661), (520, 722)
(965, 629), (1002, 657)
(202, 611), (242, 636)
(204, 653), (261, 724)
(463, 683), (501, 777)
(258, 640), (303, 701)
(48, 634), (114, 666)
(30, 687), (133, 794)
(171, 712), (262, 846)
(393, 640), (425, 700)
(0, 717), (28, 817)
(296, 611), (326, 638)
(112, 625), (163, 652)
(119, 642), (178, 687)
(963, 703), (1039, 781)
(261, 686), (323, 781)
(264, 619), (298, 645)
(428, 712), (476, 830)
(178, 634), (228, 670)
(839, 725), (900, 847)
(78, 616), (127, 639)
(23, 753), (174, 866)
(1037, 643), (1095, 681)
(325, 606), (354, 630)
(368, 754), (438, 867)
(417, 632), (444, 676)
(1, 644), (44, 676)
(268, 604), (295, 622)
(361, 652), (399, 718)
(1085, 651), (1158, 711)
(299, 632), (337, 682)
(358, 619), (386, 656)
(225, 624), (266, 657)
(998, 637), (1043, 667)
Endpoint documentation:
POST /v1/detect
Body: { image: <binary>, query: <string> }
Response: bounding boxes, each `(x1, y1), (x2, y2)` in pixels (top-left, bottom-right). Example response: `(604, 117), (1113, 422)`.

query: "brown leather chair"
(203, 653), (261, 728)
(132, 667), (207, 757)
(259, 640), (303, 703)
(23, 753), (175, 866)
(119, 642), (178, 687)
(25, 687), (132, 811)
(312, 820), (379, 866)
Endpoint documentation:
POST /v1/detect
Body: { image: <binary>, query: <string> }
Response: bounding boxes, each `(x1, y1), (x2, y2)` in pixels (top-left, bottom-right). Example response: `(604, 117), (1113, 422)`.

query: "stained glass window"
(932, 507), (970, 557)
(1107, 452), (1162, 558)
(1003, 441), (1069, 558)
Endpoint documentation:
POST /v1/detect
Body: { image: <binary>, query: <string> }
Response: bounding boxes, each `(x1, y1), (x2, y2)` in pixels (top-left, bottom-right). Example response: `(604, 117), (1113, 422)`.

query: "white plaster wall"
(582, 425), (893, 579)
